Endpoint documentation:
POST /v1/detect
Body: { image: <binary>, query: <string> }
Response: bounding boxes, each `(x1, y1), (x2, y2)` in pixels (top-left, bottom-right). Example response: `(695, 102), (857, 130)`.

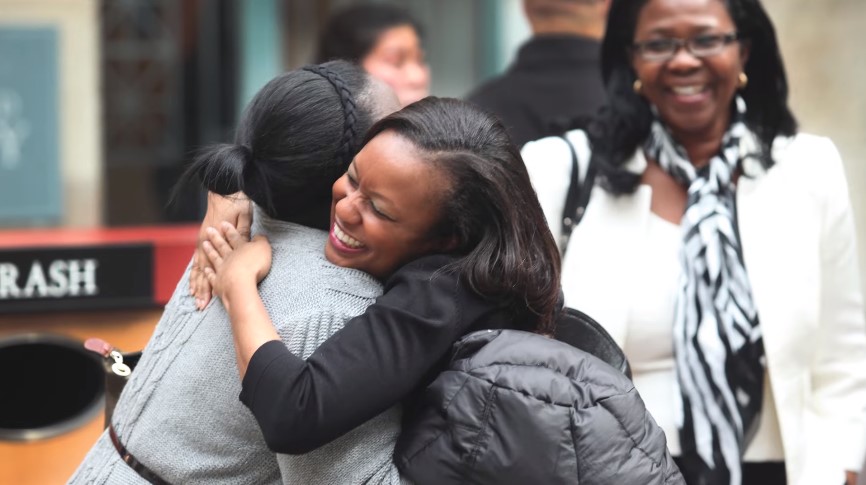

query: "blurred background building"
(0, 0), (864, 483)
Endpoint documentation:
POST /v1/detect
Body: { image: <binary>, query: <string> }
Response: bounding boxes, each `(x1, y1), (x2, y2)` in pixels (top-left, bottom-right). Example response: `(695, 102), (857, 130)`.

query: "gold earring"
(738, 72), (748, 89)
(633, 79), (642, 94)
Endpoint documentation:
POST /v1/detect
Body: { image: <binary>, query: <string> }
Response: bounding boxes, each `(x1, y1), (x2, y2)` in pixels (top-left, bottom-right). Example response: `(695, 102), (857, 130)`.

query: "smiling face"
(361, 25), (430, 107)
(324, 130), (452, 280)
(631, 0), (747, 142)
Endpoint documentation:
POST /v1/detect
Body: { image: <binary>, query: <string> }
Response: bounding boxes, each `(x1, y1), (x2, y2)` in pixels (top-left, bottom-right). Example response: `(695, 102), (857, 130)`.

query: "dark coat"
(395, 329), (684, 485)
(466, 35), (606, 148)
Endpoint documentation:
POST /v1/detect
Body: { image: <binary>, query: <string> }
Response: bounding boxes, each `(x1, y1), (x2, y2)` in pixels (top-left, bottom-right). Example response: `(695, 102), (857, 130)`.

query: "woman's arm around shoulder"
(240, 254), (502, 454)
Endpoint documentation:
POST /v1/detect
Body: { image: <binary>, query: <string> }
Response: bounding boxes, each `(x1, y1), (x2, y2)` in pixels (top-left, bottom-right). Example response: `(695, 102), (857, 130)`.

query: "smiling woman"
(325, 130), (452, 280)
(630, 0), (748, 157)
(521, 0), (866, 483)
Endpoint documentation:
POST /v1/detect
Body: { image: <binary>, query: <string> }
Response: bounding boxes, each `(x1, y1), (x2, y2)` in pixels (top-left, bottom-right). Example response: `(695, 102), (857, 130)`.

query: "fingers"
(195, 269), (213, 310)
(190, 250), (213, 310)
(220, 222), (246, 250)
(201, 239), (224, 269)
(195, 251), (210, 309)
(190, 250), (200, 296)
(205, 191), (252, 240)
(205, 226), (234, 258)
(203, 267), (217, 286)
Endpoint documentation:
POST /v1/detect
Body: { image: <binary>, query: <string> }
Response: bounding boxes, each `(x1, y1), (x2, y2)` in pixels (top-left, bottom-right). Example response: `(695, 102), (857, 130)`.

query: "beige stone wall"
(763, 0), (866, 304)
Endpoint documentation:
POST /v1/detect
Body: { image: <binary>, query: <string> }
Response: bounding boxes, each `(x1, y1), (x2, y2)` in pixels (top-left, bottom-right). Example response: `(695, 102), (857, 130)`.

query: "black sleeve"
(239, 254), (498, 455)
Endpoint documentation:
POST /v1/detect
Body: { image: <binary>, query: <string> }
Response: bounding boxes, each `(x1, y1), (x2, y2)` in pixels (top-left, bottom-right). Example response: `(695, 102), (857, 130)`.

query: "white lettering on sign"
(0, 263), (20, 298)
(0, 259), (99, 299)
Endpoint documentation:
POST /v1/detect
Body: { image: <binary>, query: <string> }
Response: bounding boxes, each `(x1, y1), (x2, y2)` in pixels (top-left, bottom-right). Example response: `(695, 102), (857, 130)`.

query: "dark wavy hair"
(179, 61), (379, 229)
(365, 97), (562, 333)
(316, 4), (423, 64)
(584, 0), (798, 194)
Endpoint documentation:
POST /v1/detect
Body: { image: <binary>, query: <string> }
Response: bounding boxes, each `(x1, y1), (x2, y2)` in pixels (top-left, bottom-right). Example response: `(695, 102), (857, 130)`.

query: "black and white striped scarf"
(644, 96), (765, 485)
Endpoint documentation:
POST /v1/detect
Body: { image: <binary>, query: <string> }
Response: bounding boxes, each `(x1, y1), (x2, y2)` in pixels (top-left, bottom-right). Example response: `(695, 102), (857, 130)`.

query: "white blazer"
(523, 130), (866, 485)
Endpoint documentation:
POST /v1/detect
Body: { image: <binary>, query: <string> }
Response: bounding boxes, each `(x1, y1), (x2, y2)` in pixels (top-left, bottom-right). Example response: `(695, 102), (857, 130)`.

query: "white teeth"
(672, 85), (703, 95)
(333, 224), (364, 248)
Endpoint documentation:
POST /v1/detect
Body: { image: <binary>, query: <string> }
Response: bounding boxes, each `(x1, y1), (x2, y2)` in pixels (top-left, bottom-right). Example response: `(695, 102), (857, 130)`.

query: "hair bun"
(193, 143), (252, 195)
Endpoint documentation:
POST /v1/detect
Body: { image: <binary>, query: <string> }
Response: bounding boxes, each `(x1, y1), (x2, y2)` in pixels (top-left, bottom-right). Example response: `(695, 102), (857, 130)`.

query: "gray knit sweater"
(69, 214), (405, 484)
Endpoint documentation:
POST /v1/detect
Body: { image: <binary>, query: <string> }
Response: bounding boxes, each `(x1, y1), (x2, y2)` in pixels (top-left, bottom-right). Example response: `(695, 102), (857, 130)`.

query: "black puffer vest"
(395, 329), (684, 484)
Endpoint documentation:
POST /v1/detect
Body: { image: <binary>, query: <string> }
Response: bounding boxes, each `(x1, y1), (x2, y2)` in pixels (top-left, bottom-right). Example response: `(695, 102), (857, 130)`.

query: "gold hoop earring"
(633, 79), (642, 94)
(738, 72), (748, 89)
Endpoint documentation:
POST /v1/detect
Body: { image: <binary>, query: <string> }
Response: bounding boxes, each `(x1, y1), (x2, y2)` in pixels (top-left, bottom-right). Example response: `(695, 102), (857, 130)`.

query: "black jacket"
(467, 35), (607, 147)
(395, 329), (684, 485)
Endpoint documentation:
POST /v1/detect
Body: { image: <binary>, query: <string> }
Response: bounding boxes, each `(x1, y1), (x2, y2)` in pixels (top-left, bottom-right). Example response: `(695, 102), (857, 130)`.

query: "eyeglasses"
(632, 32), (740, 62)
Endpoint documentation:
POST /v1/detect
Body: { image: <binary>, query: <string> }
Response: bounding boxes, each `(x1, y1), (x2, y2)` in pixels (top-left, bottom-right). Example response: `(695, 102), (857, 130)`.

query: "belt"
(108, 424), (171, 485)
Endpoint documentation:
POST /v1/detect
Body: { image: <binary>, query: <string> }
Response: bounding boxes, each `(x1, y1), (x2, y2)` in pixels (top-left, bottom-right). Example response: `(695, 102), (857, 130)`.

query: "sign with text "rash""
(0, 245), (153, 313)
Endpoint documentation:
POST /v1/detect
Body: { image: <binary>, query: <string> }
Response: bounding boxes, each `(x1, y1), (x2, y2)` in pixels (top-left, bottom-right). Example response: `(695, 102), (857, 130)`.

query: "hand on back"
(200, 221), (272, 311)
(191, 191), (253, 309)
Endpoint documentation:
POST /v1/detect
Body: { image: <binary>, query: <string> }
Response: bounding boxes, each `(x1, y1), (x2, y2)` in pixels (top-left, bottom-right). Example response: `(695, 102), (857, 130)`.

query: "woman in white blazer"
(522, 0), (866, 484)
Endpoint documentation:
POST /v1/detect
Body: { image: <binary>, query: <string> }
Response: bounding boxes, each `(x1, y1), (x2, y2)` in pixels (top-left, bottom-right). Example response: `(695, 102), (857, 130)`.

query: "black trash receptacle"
(0, 333), (104, 441)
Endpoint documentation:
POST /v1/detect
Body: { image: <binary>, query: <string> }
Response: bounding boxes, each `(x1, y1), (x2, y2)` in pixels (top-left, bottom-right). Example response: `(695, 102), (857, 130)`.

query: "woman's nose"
(667, 47), (702, 71)
(406, 62), (430, 89)
(334, 191), (363, 225)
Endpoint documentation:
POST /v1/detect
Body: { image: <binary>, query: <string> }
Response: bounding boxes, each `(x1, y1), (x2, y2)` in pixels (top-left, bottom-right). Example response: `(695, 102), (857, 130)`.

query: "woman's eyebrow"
(645, 21), (718, 36)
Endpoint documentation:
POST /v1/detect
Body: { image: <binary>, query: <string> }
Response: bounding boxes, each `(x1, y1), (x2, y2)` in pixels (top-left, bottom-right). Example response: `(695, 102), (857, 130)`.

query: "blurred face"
(325, 130), (452, 279)
(362, 25), (430, 107)
(631, 0), (747, 141)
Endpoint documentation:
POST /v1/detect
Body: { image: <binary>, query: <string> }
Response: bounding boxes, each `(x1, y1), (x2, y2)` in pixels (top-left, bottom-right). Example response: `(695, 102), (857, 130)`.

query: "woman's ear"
(427, 234), (460, 253)
(739, 39), (751, 67)
(438, 234), (460, 253)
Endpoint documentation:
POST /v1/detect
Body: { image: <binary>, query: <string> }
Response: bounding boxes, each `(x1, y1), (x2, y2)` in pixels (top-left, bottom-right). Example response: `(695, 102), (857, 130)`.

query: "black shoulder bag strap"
(559, 134), (596, 256)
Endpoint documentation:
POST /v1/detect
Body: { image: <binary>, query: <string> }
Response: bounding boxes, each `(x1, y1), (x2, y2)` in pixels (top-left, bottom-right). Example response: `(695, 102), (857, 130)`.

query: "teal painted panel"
(239, 0), (282, 111)
(479, 0), (504, 78)
(0, 27), (61, 226)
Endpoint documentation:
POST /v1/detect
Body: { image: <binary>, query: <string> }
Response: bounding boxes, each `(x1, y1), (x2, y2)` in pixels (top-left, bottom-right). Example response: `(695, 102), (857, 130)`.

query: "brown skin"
(202, 130), (456, 378)
(631, 0), (748, 221)
(191, 191), (252, 309)
(641, 159), (687, 224)
(190, 78), (400, 308)
(324, 130), (453, 280)
(632, 0), (748, 169)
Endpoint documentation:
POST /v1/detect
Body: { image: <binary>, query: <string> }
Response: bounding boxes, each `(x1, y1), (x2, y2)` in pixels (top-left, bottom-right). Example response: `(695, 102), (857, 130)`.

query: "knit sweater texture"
(68, 213), (405, 484)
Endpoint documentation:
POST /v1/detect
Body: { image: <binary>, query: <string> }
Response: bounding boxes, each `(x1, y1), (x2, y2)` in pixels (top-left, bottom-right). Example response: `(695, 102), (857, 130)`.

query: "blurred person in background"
(317, 3), (430, 107)
(467, 0), (610, 147)
(521, 0), (866, 483)
(69, 61), (402, 485)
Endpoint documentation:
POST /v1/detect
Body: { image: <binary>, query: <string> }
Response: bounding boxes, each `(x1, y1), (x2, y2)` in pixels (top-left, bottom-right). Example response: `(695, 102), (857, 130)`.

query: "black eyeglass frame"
(631, 32), (742, 62)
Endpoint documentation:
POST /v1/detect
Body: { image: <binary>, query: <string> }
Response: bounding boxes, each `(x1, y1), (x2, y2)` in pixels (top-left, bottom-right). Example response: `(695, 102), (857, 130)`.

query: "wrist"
(221, 274), (258, 309)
